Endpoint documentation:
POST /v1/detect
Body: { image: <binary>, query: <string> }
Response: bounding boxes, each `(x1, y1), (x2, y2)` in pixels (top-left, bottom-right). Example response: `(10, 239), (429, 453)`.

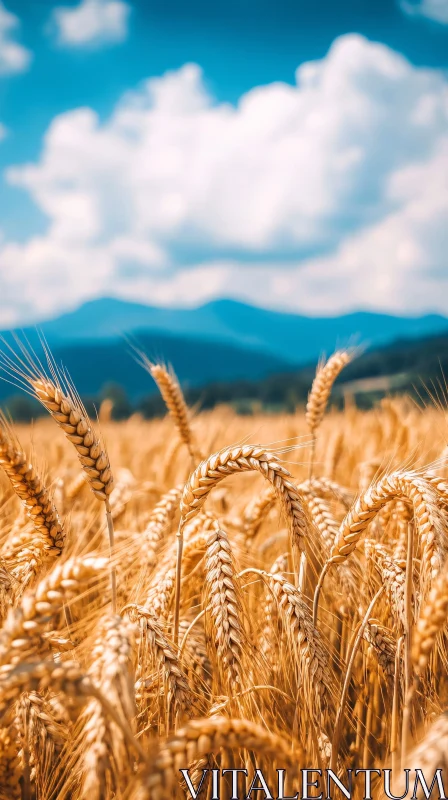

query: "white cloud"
(52, 0), (130, 47)
(400, 0), (448, 24)
(1, 34), (448, 326)
(0, 2), (31, 75)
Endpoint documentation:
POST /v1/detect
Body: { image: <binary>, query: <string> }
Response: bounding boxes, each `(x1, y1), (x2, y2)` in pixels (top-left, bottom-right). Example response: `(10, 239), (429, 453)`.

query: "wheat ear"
(144, 519), (213, 624)
(16, 690), (67, 799)
(0, 563), (14, 622)
(78, 615), (138, 798)
(365, 540), (406, 628)
(135, 716), (302, 800)
(331, 472), (445, 580)
(364, 619), (396, 687)
(2, 526), (51, 592)
(0, 413), (64, 559)
(174, 444), (310, 644)
(305, 350), (352, 477)
(264, 571), (332, 720)
(412, 563), (448, 672)
(243, 486), (276, 541)
(29, 378), (114, 502)
(0, 661), (146, 763)
(141, 359), (201, 462)
(0, 556), (108, 667)
(203, 524), (246, 693)
(299, 477), (354, 510)
(126, 605), (194, 724)
(404, 713), (448, 782)
(0, 339), (116, 609)
(180, 445), (308, 550)
(260, 553), (289, 663)
(179, 615), (213, 696)
(142, 485), (182, 568)
(314, 470), (446, 625)
(27, 374), (116, 611)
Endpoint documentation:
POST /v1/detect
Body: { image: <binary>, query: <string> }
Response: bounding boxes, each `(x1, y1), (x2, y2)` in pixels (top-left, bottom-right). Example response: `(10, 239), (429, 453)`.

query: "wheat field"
(0, 348), (448, 799)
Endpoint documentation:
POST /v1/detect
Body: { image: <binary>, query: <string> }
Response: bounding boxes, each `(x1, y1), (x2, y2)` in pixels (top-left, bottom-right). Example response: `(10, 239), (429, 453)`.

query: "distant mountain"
(2, 322), (448, 420)
(5, 297), (448, 366)
(139, 327), (448, 416)
(0, 330), (291, 405)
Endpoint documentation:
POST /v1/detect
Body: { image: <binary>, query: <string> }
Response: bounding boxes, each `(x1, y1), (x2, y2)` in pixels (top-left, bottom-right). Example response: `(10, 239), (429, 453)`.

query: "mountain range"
(0, 297), (447, 403)
(4, 297), (448, 360)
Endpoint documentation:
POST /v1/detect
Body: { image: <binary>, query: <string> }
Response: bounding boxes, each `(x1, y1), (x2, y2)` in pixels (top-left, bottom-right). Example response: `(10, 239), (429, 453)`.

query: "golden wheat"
(0, 340), (446, 797)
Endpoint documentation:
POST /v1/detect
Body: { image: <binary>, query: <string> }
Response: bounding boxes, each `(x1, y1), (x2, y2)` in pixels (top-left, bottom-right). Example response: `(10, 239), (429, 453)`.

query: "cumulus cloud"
(1, 34), (448, 325)
(51, 0), (130, 47)
(400, 0), (448, 24)
(0, 2), (31, 75)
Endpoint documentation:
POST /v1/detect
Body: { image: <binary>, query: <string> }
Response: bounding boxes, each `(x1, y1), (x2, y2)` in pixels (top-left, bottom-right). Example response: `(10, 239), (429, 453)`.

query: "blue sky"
(0, 0), (447, 325)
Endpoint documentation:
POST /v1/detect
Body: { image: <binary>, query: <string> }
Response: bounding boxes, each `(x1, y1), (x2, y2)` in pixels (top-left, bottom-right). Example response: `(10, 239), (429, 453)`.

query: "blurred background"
(0, 0), (447, 418)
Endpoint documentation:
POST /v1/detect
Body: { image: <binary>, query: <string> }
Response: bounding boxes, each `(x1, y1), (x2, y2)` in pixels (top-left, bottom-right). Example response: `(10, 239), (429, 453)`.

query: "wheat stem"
(330, 586), (384, 771)
(391, 636), (404, 787)
(401, 523), (415, 766)
(105, 500), (117, 614)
